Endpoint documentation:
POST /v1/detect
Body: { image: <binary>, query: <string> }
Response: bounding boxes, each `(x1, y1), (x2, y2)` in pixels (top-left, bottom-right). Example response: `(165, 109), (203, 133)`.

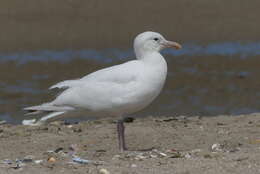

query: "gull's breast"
(109, 58), (168, 115)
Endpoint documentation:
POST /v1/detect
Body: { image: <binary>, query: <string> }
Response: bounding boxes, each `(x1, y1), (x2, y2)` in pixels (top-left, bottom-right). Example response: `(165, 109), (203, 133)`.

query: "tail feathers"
(24, 103), (74, 115)
(23, 111), (66, 125)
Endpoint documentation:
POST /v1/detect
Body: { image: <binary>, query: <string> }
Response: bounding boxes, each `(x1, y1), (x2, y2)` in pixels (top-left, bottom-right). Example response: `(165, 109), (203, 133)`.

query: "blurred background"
(1, 0), (260, 123)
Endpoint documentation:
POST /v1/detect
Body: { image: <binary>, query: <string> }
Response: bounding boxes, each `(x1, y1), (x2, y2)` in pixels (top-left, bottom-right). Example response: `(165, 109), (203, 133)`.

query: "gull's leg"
(117, 119), (127, 152)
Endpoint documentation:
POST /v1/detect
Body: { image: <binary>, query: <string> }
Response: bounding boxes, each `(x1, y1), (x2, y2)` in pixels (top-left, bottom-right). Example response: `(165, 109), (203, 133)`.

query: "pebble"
(184, 153), (192, 159)
(211, 143), (223, 152)
(131, 164), (137, 168)
(34, 160), (43, 164)
(112, 155), (121, 160)
(99, 168), (110, 174)
(134, 154), (147, 160)
(150, 154), (157, 158)
(158, 152), (167, 157)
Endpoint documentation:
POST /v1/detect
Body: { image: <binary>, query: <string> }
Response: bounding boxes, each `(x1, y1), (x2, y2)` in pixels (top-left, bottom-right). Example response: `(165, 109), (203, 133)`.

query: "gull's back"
(52, 54), (166, 116)
(52, 60), (146, 115)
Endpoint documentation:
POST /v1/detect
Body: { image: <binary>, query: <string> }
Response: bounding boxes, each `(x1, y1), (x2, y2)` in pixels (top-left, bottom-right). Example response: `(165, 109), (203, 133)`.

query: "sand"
(0, 113), (260, 174)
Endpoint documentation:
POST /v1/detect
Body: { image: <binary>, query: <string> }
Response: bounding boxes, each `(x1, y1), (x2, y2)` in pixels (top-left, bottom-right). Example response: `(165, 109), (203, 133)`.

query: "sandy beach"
(0, 113), (260, 174)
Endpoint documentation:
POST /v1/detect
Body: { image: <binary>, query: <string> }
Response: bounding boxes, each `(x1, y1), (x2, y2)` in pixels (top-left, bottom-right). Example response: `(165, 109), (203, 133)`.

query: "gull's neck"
(137, 51), (168, 93)
(138, 51), (168, 81)
(136, 51), (166, 64)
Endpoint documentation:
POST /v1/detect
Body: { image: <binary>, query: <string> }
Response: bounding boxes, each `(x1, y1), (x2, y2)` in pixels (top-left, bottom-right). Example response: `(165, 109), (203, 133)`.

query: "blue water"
(0, 81), (44, 94)
(1, 42), (260, 123)
(0, 42), (260, 64)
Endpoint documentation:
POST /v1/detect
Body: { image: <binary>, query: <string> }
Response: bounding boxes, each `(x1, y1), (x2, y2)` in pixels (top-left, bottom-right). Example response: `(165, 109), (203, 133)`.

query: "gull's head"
(134, 31), (182, 59)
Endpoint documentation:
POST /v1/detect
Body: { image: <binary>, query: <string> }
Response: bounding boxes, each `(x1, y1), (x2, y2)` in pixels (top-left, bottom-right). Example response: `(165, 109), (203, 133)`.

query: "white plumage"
(23, 31), (181, 151)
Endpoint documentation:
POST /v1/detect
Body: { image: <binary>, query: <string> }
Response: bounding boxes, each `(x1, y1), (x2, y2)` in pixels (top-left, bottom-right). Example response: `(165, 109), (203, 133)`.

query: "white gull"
(23, 31), (182, 151)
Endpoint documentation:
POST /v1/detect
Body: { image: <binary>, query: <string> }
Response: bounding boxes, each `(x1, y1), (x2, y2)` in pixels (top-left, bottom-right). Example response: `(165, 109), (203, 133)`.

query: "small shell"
(47, 157), (56, 162)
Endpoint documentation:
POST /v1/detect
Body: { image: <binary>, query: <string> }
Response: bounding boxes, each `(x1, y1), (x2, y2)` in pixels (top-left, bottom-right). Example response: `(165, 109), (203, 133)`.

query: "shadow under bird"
(23, 31), (182, 151)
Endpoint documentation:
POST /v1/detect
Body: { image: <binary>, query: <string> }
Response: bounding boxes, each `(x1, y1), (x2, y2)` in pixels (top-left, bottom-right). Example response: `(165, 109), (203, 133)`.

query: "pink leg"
(117, 119), (127, 151)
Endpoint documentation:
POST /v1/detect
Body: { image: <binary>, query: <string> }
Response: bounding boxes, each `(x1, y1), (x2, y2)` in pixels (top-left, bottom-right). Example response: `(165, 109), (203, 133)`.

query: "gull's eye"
(153, 38), (159, 41)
